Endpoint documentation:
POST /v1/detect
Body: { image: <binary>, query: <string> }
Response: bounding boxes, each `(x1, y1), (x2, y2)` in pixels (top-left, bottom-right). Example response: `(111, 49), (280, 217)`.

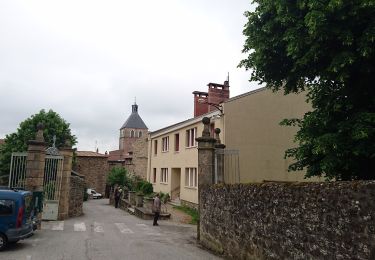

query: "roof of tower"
(120, 103), (148, 129)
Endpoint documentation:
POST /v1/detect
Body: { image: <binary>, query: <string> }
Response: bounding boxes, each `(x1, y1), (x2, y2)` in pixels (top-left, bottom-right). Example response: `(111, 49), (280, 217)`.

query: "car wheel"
(0, 233), (8, 251)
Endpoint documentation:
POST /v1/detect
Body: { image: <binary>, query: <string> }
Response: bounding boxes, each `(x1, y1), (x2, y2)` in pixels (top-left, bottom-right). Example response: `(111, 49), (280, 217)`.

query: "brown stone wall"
(132, 138), (148, 179)
(68, 175), (85, 218)
(120, 128), (148, 156)
(200, 181), (375, 260)
(74, 156), (108, 194)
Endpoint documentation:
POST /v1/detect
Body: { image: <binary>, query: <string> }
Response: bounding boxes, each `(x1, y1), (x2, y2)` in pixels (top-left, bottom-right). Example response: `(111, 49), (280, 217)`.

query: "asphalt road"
(2, 199), (221, 260)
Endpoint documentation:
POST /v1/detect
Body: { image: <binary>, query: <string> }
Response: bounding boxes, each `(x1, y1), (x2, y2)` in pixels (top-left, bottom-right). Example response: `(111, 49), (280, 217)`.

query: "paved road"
(2, 199), (221, 260)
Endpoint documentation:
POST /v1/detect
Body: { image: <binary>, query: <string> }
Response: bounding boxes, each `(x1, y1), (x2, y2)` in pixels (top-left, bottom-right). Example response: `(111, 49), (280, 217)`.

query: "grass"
(173, 205), (199, 225)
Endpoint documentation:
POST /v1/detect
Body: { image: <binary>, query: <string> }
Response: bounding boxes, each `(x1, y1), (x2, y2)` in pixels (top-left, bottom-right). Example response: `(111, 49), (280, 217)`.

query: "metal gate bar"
(8, 152), (27, 189)
(43, 155), (64, 201)
(215, 149), (240, 184)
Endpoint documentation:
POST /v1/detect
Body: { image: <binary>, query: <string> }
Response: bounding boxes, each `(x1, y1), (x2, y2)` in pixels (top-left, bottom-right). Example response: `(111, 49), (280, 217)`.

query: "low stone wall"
(68, 175), (85, 217)
(200, 181), (375, 260)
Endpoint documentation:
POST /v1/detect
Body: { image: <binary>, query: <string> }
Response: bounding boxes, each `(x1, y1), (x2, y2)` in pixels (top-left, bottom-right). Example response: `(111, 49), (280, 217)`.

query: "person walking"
(114, 187), (120, 208)
(152, 193), (161, 226)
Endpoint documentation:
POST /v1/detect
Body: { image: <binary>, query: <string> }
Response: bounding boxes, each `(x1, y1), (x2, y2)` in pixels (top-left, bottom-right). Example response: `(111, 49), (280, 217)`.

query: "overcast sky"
(0, 0), (260, 152)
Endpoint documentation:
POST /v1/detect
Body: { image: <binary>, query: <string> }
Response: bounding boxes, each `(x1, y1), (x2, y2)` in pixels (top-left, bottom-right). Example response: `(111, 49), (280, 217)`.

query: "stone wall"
(75, 156), (108, 194)
(200, 181), (375, 260)
(132, 138), (148, 179)
(69, 175), (85, 218)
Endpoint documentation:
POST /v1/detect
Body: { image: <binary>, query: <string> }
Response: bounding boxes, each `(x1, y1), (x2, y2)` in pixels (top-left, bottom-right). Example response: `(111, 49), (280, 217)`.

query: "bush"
(141, 182), (153, 195)
(107, 167), (127, 186)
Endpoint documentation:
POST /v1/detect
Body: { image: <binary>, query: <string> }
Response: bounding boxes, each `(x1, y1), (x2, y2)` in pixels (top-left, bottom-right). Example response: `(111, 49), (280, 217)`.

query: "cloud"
(0, 0), (260, 152)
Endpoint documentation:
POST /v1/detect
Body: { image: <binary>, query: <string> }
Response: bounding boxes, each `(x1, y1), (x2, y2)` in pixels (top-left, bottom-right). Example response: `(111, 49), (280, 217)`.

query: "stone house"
(74, 151), (109, 195)
(147, 81), (319, 208)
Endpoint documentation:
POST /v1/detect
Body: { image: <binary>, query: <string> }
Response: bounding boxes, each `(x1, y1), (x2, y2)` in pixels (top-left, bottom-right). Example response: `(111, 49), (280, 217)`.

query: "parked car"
(0, 188), (34, 251)
(87, 189), (103, 199)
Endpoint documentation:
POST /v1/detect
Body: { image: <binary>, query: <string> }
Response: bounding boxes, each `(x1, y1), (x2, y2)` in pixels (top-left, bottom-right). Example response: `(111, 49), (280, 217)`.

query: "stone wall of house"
(68, 175), (85, 218)
(132, 138), (148, 179)
(75, 156), (108, 194)
(200, 181), (375, 260)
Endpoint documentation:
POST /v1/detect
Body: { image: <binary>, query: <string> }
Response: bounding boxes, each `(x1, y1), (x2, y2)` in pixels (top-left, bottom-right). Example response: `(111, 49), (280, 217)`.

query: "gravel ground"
(165, 203), (194, 225)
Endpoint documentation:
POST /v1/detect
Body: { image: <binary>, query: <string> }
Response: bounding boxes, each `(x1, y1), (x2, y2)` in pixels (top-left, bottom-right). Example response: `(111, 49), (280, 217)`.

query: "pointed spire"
(121, 102), (147, 129)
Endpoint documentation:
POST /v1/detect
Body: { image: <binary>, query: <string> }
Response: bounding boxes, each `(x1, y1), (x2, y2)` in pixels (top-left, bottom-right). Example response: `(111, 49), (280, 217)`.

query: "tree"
(239, 1), (375, 180)
(0, 109), (77, 182)
(107, 167), (129, 188)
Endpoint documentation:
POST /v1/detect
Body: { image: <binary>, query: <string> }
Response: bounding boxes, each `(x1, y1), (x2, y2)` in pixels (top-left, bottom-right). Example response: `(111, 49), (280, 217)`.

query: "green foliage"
(135, 180), (153, 195)
(0, 109), (77, 182)
(140, 182), (153, 195)
(173, 205), (199, 225)
(240, 0), (375, 180)
(107, 167), (128, 187)
(158, 192), (170, 204)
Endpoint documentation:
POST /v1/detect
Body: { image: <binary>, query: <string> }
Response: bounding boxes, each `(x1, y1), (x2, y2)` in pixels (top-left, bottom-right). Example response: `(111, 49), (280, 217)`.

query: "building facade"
(147, 110), (222, 206)
(74, 151), (109, 195)
(148, 83), (319, 207)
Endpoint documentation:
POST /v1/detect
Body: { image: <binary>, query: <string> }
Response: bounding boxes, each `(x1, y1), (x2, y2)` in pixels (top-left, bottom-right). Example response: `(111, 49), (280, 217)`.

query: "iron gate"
(8, 152), (28, 189)
(215, 149), (240, 184)
(8, 147), (64, 220)
(42, 154), (64, 220)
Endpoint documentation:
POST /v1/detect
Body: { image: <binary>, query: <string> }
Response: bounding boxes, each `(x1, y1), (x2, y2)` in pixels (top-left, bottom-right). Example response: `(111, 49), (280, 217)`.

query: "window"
(138, 131), (142, 138)
(162, 136), (169, 152)
(161, 168), (168, 183)
(131, 130), (135, 138)
(0, 199), (14, 216)
(154, 140), (158, 155)
(185, 168), (197, 188)
(186, 127), (197, 148)
(174, 133), (180, 152)
(152, 168), (157, 183)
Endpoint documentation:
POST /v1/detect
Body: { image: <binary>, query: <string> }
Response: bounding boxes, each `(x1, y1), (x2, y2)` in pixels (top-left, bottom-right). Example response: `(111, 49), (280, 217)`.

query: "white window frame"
(185, 168), (197, 188)
(186, 127), (197, 148)
(162, 136), (169, 152)
(130, 130), (135, 138)
(138, 131), (142, 138)
(160, 168), (168, 183)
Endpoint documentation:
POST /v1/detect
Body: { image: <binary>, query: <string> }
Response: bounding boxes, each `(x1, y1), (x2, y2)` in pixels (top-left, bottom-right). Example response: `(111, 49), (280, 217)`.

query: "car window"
(0, 199), (15, 216)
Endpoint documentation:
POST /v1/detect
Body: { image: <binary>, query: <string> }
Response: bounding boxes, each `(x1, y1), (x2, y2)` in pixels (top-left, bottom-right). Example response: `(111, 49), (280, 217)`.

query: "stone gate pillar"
(58, 140), (73, 220)
(25, 123), (46, 229)
(196, 117), (216, 241)
(214, 128), (226, 184)
(25, 123), (46, 192)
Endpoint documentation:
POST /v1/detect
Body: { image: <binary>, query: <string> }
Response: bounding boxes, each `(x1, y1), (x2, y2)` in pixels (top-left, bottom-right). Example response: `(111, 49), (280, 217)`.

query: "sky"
(0, 0), (261, 152)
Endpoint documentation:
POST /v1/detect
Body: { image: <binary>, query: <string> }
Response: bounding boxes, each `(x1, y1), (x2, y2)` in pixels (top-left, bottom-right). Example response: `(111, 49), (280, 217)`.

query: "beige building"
(222, 87), (314, 183)
(147, 110), (222, 206)
(148, 85), (317, 207)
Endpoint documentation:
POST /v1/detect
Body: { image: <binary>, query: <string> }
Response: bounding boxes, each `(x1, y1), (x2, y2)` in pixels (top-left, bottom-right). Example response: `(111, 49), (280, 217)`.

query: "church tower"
(119, 102), (148, 156)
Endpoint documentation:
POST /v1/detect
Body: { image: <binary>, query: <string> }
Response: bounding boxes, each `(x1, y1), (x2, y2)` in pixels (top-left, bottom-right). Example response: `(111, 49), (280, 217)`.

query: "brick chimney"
(193, 91), (209, 117)
(192, 79), (230, 117)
